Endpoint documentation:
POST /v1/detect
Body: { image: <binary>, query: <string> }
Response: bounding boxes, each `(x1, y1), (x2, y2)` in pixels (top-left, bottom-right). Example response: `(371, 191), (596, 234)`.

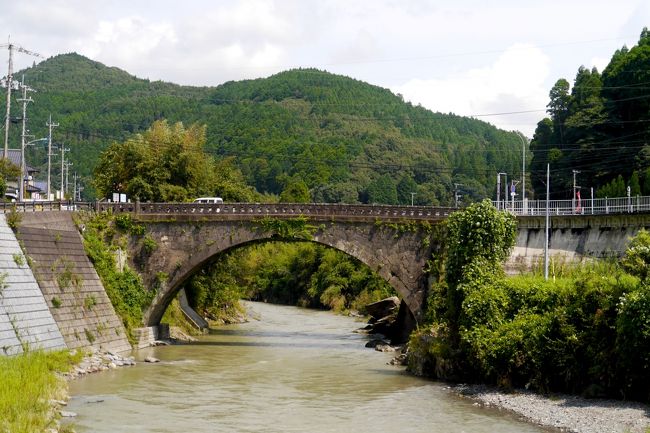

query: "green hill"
(5, 53), (524, 203)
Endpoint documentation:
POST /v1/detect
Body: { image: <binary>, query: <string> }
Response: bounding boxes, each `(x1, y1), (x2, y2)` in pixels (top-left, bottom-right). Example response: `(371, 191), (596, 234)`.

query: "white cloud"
(395, 44), (551, 136)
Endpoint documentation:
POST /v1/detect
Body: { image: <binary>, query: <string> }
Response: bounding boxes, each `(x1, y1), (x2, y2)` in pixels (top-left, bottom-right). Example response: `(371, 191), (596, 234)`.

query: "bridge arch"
(129, 217), (437, 327)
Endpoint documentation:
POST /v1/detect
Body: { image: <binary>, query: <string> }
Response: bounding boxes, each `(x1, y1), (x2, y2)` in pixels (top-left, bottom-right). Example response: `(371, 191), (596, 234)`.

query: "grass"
(0, 350), (83, 433)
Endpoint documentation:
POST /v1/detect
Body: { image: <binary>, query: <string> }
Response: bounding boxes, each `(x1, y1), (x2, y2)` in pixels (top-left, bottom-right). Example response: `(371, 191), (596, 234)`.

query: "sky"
(2, 0), (649, 137)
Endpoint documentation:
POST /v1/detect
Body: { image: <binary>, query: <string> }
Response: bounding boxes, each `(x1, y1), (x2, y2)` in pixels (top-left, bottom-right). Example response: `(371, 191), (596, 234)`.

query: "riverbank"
(451, 383), (650, 433)
(0, 350), (83, 433)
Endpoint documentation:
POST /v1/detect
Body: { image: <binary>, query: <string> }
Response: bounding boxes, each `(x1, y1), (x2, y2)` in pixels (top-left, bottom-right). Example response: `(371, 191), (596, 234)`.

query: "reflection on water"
(66, 302), (548, 433)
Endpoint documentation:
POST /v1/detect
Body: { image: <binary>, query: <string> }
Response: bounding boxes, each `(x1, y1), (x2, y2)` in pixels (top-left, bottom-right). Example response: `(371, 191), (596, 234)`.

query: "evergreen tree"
(367, 175), (398, 205)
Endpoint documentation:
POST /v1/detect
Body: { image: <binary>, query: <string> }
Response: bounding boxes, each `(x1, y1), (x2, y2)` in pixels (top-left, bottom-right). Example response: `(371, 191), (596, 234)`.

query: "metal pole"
(60, 145), (65, 200)
(503, 173), (508, 210)
(17, 77), (32, 202)
(3, 43), (13, 159)
(46, 114), (58, 201)
(517, 132), (527, 203)
(544, 163), (550, 280)
(410, 192), (415, 206)
(496, 173), (501, 209)
(572, 170), (580, 215)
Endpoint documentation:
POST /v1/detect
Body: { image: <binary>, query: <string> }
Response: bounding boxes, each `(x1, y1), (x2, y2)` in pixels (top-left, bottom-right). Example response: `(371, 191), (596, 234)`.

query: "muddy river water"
(66, 301), (548, 433)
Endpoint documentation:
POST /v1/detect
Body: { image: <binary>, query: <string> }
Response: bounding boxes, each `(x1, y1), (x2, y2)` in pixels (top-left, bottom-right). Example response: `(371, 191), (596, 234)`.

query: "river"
(66, 301), (549, 432)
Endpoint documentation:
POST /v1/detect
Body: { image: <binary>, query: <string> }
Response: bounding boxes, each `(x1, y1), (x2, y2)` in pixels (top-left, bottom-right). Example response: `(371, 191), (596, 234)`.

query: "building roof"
(4, 149), (39, 174)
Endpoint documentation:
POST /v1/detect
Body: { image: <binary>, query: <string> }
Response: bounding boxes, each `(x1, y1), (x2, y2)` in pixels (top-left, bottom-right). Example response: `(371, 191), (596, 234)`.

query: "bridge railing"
(96, 202), (457, 220)
(495, 195), (650, 216)
(0, 201), (94, 213)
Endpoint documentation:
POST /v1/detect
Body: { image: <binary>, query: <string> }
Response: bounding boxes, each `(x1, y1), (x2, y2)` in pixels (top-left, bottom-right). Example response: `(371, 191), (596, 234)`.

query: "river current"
(66, 301), (548, 432)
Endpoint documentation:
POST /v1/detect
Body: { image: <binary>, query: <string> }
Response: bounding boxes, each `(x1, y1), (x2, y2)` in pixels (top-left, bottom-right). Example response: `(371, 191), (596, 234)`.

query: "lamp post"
(516, 132), (528, 204)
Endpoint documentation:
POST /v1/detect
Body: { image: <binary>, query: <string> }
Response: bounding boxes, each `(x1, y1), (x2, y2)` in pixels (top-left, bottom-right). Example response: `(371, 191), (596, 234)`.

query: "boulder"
(364, 296), (399, 320)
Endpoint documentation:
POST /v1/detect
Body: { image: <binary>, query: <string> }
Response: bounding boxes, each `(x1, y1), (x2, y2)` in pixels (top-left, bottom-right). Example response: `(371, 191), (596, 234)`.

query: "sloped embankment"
(0, 214), (65, 355)
(17, 212), (130, 353)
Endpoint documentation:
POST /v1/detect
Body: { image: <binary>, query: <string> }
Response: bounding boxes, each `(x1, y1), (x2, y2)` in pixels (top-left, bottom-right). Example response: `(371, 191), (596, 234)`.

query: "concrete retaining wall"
(18, 212), (131, 353)
(508, 214), (650, 272)
(0, 215), (65, 355)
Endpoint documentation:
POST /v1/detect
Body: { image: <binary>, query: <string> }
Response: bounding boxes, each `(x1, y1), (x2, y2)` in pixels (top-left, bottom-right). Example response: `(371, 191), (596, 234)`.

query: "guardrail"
(96, 202), (457, 221)
(495, 195), (650, 216)
(5, 195), (650, 219)
(0, 201), (93, 213)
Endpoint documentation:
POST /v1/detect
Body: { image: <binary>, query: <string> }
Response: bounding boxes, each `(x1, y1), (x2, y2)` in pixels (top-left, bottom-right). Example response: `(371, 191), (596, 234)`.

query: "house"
(3, 149), (44, 201)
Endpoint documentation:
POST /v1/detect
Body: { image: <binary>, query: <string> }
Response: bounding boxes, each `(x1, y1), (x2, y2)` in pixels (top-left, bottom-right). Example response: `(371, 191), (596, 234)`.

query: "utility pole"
(2, 42), (13, 160)
(17, 76), (34, 202)
(410, 192), (416, 206)
(60, 145), (69, 200)
(1, 38), (43, 159)
(497, 173), (506, 209)
(73, 172), (77, 203)
(454, 183), (463, 208)
(46, 114), (58, 201)
(65, 161), (73, 199)
(572, 170), (581, 215)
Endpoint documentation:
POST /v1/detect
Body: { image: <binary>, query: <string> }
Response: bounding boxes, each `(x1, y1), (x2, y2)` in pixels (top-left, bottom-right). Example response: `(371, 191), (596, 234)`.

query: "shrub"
(616, 284), (650, 400)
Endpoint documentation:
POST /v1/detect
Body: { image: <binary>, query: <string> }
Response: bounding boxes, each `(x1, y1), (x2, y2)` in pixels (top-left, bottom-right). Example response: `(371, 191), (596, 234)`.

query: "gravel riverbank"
(453, 384), (650, 433)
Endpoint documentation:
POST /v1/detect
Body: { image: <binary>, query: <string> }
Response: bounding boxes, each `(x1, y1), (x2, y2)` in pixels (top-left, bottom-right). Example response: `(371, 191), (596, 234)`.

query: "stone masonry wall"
(18, 212), (131, 353)
(0, 214), (65, 355)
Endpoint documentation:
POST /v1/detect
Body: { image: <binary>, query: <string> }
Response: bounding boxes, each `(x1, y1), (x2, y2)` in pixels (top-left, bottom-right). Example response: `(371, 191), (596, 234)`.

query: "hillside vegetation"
(5, 53), (524, 203)
(531, 28), (650, 199)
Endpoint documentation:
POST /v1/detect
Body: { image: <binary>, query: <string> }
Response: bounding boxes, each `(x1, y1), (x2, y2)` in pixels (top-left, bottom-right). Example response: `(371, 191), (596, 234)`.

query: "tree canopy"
(93, 120), (256, 202)
(531, 28), (650, 199)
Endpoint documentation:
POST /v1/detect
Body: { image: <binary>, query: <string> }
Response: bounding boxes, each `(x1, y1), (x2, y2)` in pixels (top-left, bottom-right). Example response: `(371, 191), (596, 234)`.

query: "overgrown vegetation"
(254, 215), (319, 240)
(12, 253), (25, 267)
(6, 206), (22, 231)
(80, 212), (154, 344)
(409, 202), (650, 402)
(0, 272), (7, 297)
(0, 350), (82, 433)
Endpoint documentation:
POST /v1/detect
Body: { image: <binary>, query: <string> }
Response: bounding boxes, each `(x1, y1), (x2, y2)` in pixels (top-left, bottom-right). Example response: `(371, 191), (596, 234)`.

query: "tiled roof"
(4, 150), (39, 173)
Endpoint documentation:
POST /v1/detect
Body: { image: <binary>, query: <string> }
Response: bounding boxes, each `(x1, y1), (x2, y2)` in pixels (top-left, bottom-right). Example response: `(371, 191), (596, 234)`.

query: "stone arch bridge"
(98, 202), (454, 328)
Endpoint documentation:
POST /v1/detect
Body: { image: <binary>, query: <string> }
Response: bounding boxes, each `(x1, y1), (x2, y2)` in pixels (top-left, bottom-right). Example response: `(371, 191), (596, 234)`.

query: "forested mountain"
(530, 28), (650, 199)
(5, 52), (525, 203)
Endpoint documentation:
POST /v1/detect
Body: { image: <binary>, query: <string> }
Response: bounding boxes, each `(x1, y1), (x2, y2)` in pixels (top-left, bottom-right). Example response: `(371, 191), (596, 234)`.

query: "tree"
(94, 120), (256, 202)
(279, 177), (310, 203)
(0, 159), (20, 200)
(366, 175), (398, 205)
(397, 175), (418, 205)
(547, 79), (572, 145)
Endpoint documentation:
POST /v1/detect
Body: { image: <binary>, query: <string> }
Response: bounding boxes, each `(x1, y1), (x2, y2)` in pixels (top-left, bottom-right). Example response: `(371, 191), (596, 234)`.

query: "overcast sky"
(2, 0), (649, 136)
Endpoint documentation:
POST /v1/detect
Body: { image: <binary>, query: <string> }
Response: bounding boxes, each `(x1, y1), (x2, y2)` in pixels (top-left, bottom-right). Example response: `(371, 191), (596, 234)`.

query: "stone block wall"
(0, 214), (65, 355)
(18, 212), (131, 353)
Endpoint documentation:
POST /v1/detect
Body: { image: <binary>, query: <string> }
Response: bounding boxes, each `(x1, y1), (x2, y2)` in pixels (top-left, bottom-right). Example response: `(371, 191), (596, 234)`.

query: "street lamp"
(516, 132), (528, 202)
